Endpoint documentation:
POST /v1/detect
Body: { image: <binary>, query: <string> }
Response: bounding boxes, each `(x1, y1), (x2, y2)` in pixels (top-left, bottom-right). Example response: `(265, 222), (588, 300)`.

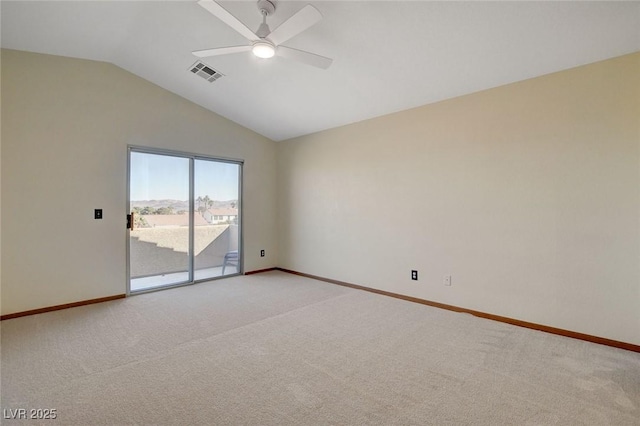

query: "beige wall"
(278, 53), (640, 345)
(1, 49), (278, 315)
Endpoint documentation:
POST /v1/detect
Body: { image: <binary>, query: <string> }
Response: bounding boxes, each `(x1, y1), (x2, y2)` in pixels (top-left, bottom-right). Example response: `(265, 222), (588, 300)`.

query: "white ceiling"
(2, 1), (639, 141)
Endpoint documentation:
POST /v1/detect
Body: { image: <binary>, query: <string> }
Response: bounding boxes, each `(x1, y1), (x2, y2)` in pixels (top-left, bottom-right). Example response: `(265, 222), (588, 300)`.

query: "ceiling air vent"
(189, 61), (224, 83)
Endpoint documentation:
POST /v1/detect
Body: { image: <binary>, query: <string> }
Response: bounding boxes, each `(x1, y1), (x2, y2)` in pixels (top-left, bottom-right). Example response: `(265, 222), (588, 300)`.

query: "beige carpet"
(1, 271), (639, 425)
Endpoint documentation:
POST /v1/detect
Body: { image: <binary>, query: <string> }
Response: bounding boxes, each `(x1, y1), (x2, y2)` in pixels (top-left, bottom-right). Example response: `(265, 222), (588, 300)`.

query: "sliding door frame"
(126, 145), (244, 295)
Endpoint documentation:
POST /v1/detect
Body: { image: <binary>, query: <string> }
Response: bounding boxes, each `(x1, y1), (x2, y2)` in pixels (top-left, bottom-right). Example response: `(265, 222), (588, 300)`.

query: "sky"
(130, 152), (239, 201)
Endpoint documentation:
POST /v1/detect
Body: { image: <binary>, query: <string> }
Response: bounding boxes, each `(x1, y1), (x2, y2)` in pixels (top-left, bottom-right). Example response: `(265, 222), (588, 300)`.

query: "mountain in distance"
(131, 199), (238, 212)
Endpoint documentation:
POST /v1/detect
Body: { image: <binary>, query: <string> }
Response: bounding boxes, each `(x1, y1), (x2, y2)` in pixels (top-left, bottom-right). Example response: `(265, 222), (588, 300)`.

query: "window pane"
(129, 152), (190, 291)
(194, 159), (240, 279)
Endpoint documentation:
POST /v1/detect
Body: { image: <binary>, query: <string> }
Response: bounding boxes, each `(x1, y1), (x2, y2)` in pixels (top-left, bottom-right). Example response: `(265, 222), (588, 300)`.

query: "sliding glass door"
(127, 147), (242, 293)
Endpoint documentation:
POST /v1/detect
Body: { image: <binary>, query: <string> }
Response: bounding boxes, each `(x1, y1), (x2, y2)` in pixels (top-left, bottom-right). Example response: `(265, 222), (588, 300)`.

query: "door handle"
(127, 212), (135, 230)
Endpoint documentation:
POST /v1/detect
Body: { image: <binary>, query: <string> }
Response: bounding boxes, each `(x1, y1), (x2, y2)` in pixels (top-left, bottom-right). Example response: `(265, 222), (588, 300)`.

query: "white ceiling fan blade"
(192, 45), (252, 58)
(267, 5), (322, 46)
(197, 0), (259, 42)
(278, 46), (332, 69)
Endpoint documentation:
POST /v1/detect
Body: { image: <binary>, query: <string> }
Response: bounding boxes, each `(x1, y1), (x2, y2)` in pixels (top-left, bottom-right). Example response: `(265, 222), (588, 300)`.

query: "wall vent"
(189, 61), (224, 83)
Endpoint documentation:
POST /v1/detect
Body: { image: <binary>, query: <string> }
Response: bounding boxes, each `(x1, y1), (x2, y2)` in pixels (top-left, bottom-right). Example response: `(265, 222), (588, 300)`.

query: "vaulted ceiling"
(2, 1), (639, 141)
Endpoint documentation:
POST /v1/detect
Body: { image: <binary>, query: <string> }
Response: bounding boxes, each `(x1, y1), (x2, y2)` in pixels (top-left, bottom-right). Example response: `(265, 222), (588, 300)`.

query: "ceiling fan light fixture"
(252, 41), (275, 59)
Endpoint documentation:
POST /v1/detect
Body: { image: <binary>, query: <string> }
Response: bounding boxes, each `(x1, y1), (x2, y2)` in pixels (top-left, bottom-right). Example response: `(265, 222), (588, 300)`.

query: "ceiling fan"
(193, 0), (332, 69)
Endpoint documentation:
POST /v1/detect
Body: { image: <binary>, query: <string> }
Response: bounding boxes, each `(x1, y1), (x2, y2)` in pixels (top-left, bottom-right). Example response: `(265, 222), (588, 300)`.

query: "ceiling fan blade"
(192, 45), (252, 58)
(278, 46), (333, 69)
(267, 5), (322, 46)
(197, 0), (259, 42)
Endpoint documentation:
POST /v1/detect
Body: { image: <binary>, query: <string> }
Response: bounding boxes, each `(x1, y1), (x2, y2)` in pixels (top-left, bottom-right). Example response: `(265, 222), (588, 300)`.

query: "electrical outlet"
(260, 249), (265, 257)
(444, 275), (452, 286)
(94, 209), (103, 219)
(411, 270), (418, 280)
